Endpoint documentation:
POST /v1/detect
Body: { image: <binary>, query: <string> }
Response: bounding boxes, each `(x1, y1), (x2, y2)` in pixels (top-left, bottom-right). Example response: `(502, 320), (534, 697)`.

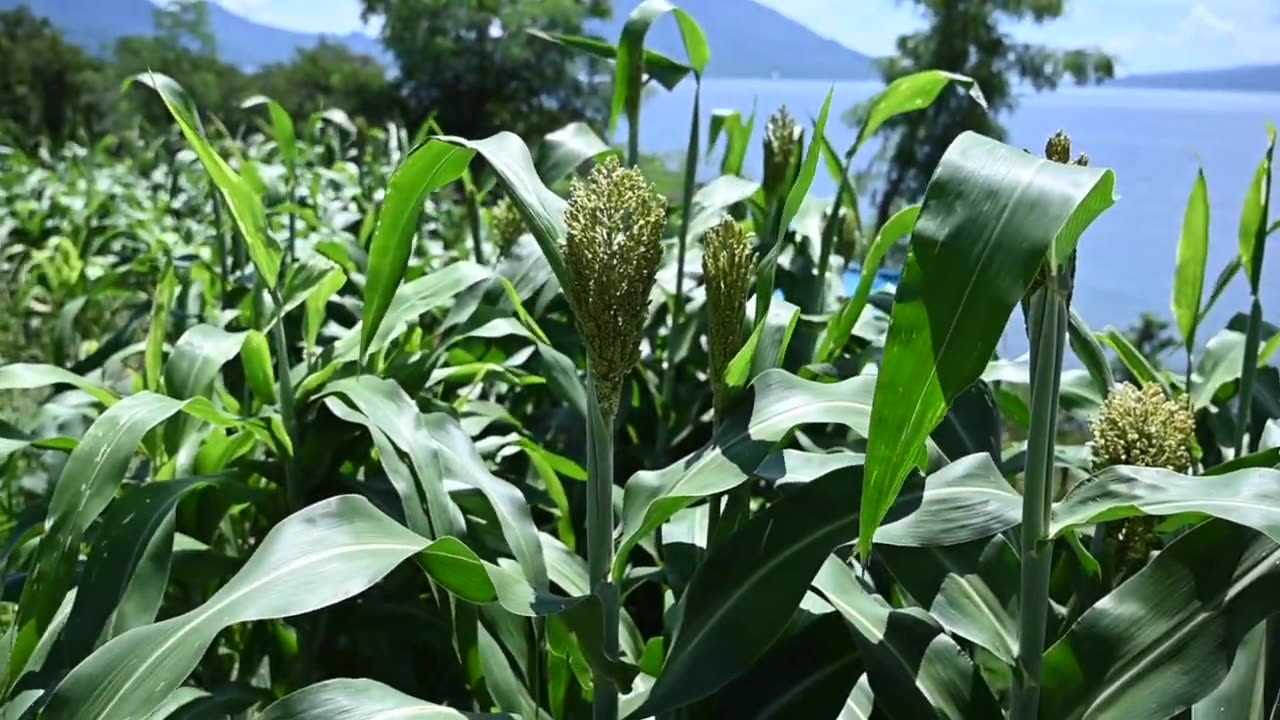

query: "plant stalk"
(1236, 295), (1263, 456)
(465, 184), (486, 265)
(656, 85), (701, 463)
(269, 288), (301, 510)
(586, 375), (619, 720)
(1013, 282), (1068, 720)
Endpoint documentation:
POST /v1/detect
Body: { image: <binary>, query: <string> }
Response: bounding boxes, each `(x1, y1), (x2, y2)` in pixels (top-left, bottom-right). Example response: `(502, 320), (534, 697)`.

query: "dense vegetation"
(1, 1), (1278, 719)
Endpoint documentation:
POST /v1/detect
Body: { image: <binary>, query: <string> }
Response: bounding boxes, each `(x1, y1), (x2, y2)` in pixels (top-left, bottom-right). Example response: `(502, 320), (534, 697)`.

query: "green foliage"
(0, 7), (104, 143)
(0, 14), (1278, 720)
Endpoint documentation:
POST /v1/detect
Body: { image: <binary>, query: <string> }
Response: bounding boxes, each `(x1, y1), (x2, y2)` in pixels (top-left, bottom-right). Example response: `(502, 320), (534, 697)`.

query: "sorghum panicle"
(702, 217), (755, 411)
(763, 105), (803, 197)
(491, 196), (526, 255)
(563, 156), (666, 418)
(1089, 382), (1196, 473)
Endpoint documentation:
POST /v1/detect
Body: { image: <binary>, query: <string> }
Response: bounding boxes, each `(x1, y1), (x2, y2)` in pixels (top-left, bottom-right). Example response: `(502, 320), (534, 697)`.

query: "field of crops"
(1, 5), (1278, 719)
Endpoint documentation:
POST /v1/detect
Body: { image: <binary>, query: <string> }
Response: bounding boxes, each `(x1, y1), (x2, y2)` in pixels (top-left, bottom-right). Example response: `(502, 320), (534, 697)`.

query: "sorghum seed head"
(702, 217), (755, 409)
(1045, 130), (1072, 164)
(764, 105), (803, 196)
(1089, 382), (1196, 472)
(491, 197), (526, 255)
(562, 156), (666, 418)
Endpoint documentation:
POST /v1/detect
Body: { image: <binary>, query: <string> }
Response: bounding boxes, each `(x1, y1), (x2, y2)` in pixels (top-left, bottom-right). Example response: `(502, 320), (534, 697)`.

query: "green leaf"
(611, 0), (709, 131)
(687, 175), (760, 243)
(819, 204), (920, 362)
(260, 678), (507, 719)
(616, 369), (875, 579)
(241, 95), (297, 174)
(1192, 623), (1267, 719)
(439, 133), (571, 300)
(1198, 257), (1242, 328)
(240, 329), (276, 405)
(929, 535), (1020, 665)
(1173, 168), (1210, 351)
(56, 476), (229, 669)
(1049, 465), (1280, 541)
(860, 132), (1116, 557)
(163, 325), (246, 400)
(851, 70), (986, 158)
(1041, 519), (1280, 720)
(872, 453), (1022, 547)
(361, 139), (475, 361)
(1193, 329), (1248, 409)
(723, 297), (801, 391)
(144, 260), (177, 393)
(0, 363), (117, 406)
(42, 496), (428, 720)
(1066, 309), (1114, 397)
(536, 121), (615, 186)
(125, 72), (282, 288)
(814, 556), (1002, 719)
(1100, 327), (1166, 390)
(526, 29), (691, 91)
(1238, 123), (1276, 292)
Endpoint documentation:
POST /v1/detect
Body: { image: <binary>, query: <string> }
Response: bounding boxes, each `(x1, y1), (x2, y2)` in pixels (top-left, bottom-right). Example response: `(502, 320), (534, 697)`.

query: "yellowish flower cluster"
(702, 217), (755, 411)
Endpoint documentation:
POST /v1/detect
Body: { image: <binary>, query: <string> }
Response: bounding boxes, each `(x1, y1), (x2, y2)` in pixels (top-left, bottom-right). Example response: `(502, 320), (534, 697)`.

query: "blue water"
(631, 79), (1280, 359)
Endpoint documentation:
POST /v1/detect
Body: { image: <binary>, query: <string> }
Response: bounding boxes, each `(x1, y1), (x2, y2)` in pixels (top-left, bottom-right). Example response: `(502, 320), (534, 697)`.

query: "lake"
(631, 79), (1280, 360)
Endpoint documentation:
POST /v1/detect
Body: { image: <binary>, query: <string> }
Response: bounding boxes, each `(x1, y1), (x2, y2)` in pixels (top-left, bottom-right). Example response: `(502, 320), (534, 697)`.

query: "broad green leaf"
(56, 477), (229, 669)
(861, 132), (1116, 557)
(819, 204), (920, 362)
(616, 369), (875, 579)
(43, 496), (429, 720)
(687, 175), (760, 243)
(1050, 465), (1280, 541)
(536, 121), (616, 186)
(1173, 168), (1210, 351)
(303, 265), (346, 353)
(361, 139), (475, 361)
(1100, 327), (1166, 390)
(1041, 519), (1280, 720)
(1192, 623), (1267, 719)
(1193, 329), (1247, 409)
(526, 29), (691, 91)
(163, 325), (246, 400)
(814, 556), (1001, 719)
(260, 678), (505, 719)
(840, 676), (875, 720)
(929, 535), (1020, 665)
(851, 71), (986, 158)
(1238, 123), (1275, 292)
(241, 95), (297, 173)
(439, 133), (571, 299)
(707, 107), (754, 176)
(723, 297), (801, 391)
(1198, 257), (1242, 327)
(144, 260), (177, 393)
(240, 329), (275, 404)
(755, 88), (833, 323)
(126, 72), (282, 288)
(611, 0), (709, 132)
(0, 363), (117, 406)
(873, 453), (1021, 547)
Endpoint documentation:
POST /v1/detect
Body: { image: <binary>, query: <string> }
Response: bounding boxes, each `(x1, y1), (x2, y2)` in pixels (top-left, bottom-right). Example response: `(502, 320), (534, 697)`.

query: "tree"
(0, 7), (104, 144)
(253, 41), (400, 126)
(360, 0), (612, 139)
(854, 1), (1115, 227)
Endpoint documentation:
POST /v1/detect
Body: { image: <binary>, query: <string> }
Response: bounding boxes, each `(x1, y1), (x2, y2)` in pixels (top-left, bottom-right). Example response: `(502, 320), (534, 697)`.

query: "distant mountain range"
(2, 0), (877, 79)
(1113, 64), (1280, 93)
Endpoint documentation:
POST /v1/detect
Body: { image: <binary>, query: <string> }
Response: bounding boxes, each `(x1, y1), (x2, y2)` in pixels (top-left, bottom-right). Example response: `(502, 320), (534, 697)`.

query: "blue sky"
(205, 0), (1280, 74)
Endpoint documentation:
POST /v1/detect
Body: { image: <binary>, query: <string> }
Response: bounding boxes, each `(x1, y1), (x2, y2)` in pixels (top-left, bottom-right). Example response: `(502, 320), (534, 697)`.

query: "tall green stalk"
(1236, 296), (1263, 455)
(268, 288), (301, 510)
(1013, 282), (1067, 720)
(586, 376), (619, 720)
(656, 84), (701, 462)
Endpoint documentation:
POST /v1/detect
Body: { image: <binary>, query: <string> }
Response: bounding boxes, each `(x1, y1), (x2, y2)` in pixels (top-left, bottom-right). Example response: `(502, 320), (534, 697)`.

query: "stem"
(1013, 283), (1067, 720)
(1236, 296), (1263, 456)
(627, 108), (640, 169)
(287, 173), (298, 264)
(656, 85), (701, 463)
(269, 288), (301, 510)
(465, 185), (486, 264)
(586, 375), (619, 720)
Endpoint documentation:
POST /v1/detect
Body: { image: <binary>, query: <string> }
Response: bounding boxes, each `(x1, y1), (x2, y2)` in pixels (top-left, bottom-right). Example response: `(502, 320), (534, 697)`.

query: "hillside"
(1112, 64), (1280, 93)
(0, 0), (384, 68)
(595, 0), (876, 79)
(3, 0), (875, 79)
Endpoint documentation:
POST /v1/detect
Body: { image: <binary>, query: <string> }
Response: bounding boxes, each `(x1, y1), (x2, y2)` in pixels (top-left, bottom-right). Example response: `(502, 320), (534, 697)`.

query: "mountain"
(593, 0), (876, 79)
(1111, 64), (1280, 93)
(4, 0), (873, 79)
(0, 0), (384, 68)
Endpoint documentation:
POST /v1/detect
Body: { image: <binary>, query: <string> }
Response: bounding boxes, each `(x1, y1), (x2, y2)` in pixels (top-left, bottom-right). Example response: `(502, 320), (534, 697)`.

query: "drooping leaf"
(526, 29), (691, 91)
(259, 678), (507, 719)
(536, 121), (615, 186)
(616, 369), (875, 579)
(241, 95), (297, 173)
(861, 132), (1116, 557)
(125, 72), (282, 288)
(851, 70), (986, 157)
(1192, 623), (1268, 719)
(1173, 168), (1210, 352)
(361, 139), (475, 361)
(0, 364), (117, 406)
(1099, 327), (1166, 390)
(42, 496), (429, 720)
(1193, 329), (1248, 409)
(1067, 309), (1115, 397)
(1041, 519), (1280, 720)
(1238, 123), (1276, 293)
(611, 0), (709, 132)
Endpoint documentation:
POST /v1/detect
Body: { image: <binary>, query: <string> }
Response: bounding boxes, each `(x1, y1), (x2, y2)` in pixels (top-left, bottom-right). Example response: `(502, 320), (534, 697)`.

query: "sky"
(204, 0), (1280, 74)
